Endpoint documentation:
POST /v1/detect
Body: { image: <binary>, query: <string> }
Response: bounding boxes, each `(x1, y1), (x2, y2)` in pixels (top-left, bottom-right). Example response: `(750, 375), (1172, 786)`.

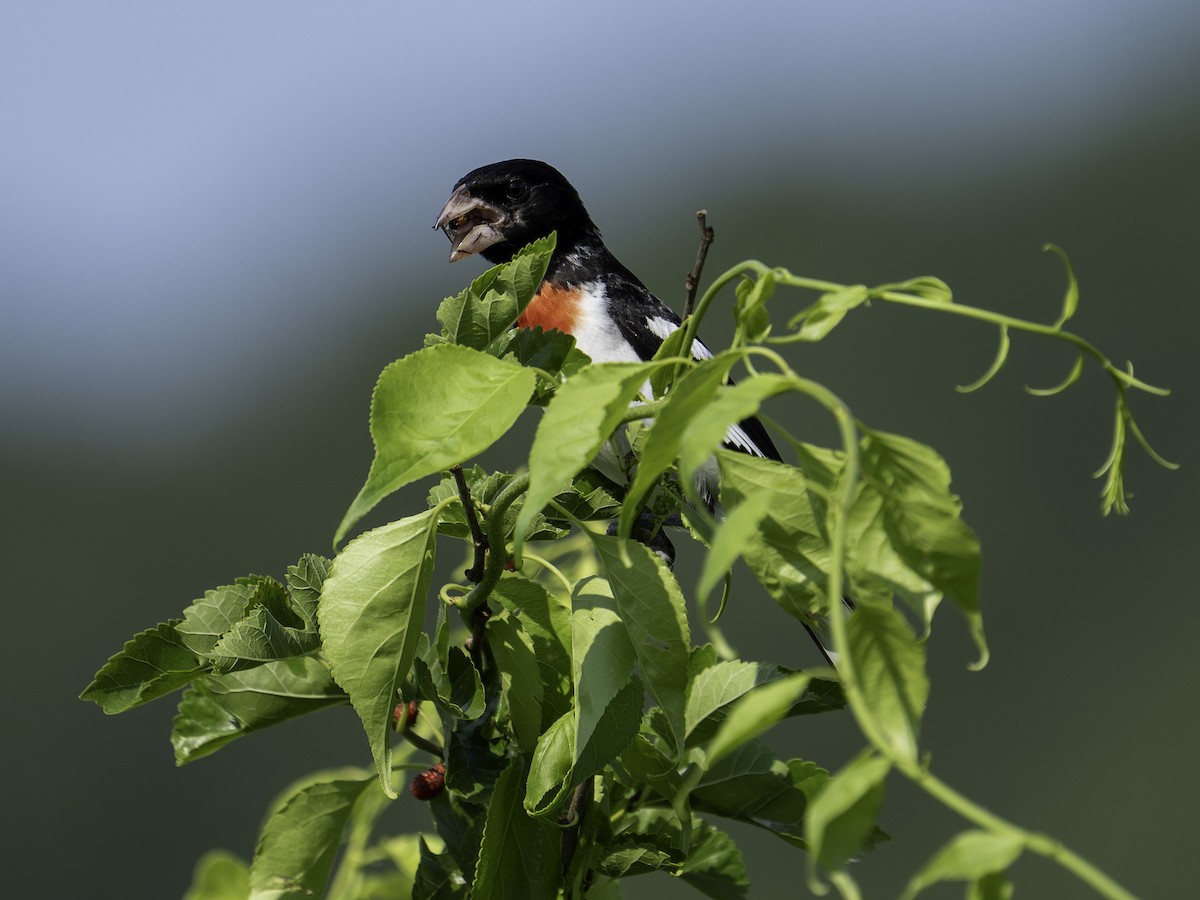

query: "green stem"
(461, 473), (530, 612)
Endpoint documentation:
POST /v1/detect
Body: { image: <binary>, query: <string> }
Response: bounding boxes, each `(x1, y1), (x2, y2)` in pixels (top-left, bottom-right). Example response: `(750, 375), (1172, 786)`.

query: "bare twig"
(683, 210), (715, 319)
(451, 465), (487, 582)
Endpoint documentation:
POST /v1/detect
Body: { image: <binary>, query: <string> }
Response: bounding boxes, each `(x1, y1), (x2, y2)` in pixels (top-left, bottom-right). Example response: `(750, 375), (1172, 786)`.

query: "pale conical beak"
(433, 187), (507, 262)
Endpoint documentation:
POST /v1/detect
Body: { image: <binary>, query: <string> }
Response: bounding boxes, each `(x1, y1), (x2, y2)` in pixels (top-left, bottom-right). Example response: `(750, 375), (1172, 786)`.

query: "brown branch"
(451, 464), (487, 582)
(683, 209), (715, 319)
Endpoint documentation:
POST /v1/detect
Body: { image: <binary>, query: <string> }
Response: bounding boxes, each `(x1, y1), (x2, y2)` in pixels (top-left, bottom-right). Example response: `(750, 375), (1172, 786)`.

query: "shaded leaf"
(805, 751), (890, 888)
(701, 673), (811, 769)
(514, 361), (663, 554)
(171, 657), (346, 764)
(472, 759), (562, 900)
(847, 605), (929, 762)
(284, 554), (330, 633)
(593, 536), (691, 754)
(209, 605), (319, 673)
(81, 620), (203, 714)
(176, 579), (267, 658)
(248, 770), (375, 900)
(486, 614), (544, 754)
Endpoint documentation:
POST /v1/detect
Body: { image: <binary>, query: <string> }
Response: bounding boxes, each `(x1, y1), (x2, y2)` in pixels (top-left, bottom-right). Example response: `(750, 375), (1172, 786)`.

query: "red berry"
(393, 700), (419, 731)
(409, 763), (446, 800)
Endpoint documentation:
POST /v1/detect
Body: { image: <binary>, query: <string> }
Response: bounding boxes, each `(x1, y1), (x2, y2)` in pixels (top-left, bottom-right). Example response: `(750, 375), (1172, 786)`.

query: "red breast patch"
(518, 283), (582, 335)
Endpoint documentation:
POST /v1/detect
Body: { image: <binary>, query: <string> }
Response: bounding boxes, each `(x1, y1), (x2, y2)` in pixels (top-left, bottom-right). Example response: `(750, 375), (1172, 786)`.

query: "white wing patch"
(571, 281), (644, 364)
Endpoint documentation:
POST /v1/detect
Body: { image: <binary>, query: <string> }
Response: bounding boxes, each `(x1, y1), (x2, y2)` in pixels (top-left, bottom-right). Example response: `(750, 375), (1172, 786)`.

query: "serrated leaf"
(413, 834), (469, 900)
(900, 830), (1023, 899)
(592, 536), (691, 754)
(805, 751), (890, 889)
(436, 234), (555, 351)
(81, 620), (203, 714)
(715, 451), (832, 620)
(686, 653), (790, 737)
(848, 605), (928, 762)
(620, 354), (740, 537)
(472, 758), (562, 900)
(176, 580), (266, 658)
(606, 810), (749, 899)
(701, 673), (812, 769)
(446, 718), (508, 802)
(572, 577), (637, 754)
(183, 850), (250, 900)
(171, 656), (346, 763)
(320, 507), (443, 795)
(526, 676), (643, 815)
(248, 771), (375, 900)
(209, 605), (319, 673)
(860, 428), (986, 666)
(493, 575), (572, 728)
(514, 361), (664, 554)
(285, 554), (330, 632)
(336, 345), (536, 544)
(486, 614), (544, 754)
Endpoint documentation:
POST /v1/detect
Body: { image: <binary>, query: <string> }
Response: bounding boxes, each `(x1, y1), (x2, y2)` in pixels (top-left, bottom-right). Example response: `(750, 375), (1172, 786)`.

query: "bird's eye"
(505, 179), (529, 202)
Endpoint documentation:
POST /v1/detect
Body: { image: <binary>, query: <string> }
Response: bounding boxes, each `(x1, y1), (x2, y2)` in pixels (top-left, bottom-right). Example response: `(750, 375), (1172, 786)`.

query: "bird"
(435, 159), (849, 666)
(433, 158), (781, 472)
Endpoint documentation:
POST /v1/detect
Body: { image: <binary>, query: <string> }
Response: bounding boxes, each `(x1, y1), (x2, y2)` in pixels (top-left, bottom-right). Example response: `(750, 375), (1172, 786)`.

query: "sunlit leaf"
(701, 673), (812, 769)
(1043, 243), (1079, 329)
(805, 751), (890, 890)
(320, 506), (443, 795)
(336, 346), (535, 544)
(956, 325), (1010, 393)
(847, 605), (928, 762)
(900, 830), (1023, 899)
(514, 361), (663, 555)
(183, 850), (250, 900)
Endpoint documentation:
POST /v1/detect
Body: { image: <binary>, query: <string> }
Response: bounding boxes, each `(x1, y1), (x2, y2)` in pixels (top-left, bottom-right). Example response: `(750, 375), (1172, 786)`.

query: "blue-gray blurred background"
(5, 2), (1198, 897)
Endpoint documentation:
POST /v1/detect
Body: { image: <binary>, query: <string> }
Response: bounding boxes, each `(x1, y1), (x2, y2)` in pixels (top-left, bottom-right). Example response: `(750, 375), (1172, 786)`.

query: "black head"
(434, 159), (599, 264)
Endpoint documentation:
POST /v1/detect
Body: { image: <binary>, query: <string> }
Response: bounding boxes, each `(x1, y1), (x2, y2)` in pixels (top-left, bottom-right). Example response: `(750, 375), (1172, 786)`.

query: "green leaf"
(679, 819), (752, 900)
(968, 871), (1015, 900)
(572, 577), (637, 755)
(715, 451), (832, 621)
(606, 810), (750, 899)
(786, 284), (870, 342)
(692, 749), (832, 849)
(336, 345), (536, 544)
(805, 751), (890, 889)
(446, 718), (508, 802)
(248, 770), (375, 900)
(701, 672), (812, 769)
(171, 657), (346, 763)
(514, 360), (663, 554)
(695, 490), (773, 606)
(183, 850), (250, 900)
(493, 575), (573, 728)
(209, 605), (319, 673)
(525, 676), (643, 816)
(436, 233), (556, 350)
(676, 374), (797, 505)
(901, 830), (1023, 899)
(734, 270), (776, 344)
(472, 758), (562, 900)
(885, 275), (953, 304)
(956, 325), (1010, 393)
(485, 614), (545, 754)
(847, 604), (928, 762)
(413, 835), (469, 900)
(860, 428), (986, 667)
(284, 553), (330, 633)
(496, 326), (589, 406)
(1043, 242), (1079, 329)
(81, 620), (203, 714)
(320, 506), (444, 795)
(620, 354), (740, 537)
(176, 579), (267, 658)
(592, 536), (691, 754)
